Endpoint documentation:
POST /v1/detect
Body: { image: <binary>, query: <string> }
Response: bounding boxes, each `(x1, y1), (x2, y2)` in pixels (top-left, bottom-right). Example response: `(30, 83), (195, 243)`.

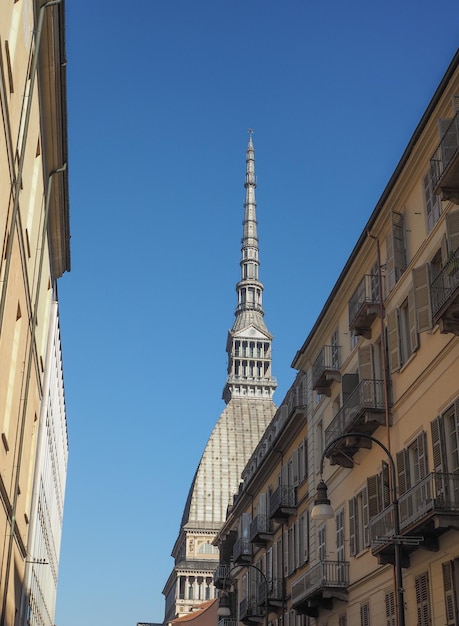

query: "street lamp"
(311, 432), (405, 626)
(217, 564), (269, 626)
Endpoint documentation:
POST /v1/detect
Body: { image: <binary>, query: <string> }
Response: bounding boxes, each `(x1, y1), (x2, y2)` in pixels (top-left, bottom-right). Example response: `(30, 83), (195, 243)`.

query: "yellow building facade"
(0, 1), (69, 625)
(214, 50), (459, 626)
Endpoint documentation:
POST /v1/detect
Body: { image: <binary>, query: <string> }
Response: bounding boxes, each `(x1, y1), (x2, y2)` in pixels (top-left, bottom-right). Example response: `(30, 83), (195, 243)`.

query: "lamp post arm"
(318, 431), (404, 626)
(319, 432), (397, 504)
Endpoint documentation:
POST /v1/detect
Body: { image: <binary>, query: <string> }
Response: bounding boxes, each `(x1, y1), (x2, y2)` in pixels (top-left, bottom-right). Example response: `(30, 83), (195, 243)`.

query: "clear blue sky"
(55, 2), (459, 625)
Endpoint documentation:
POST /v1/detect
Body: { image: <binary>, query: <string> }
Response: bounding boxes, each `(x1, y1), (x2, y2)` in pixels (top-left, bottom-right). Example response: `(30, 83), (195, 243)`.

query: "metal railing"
(291, 561), (349, 606)
(249, 514), (272, 542)
(239, 596), (261, 620)
(218, 619), (237, 626)
(214, 564), (231, 586)
(430, 247), (459, 318)
(233, 537), (251, 561)
(430, 112), (459, 189)
(370, 473), (459, 547)
(325, 379), (385, 447)
(257, 577), (283, 605)
(269, 485), (296, 514)
(312, 345), (341, 389)
(398, 472), (459, 529)
(348, 274), (380, 327)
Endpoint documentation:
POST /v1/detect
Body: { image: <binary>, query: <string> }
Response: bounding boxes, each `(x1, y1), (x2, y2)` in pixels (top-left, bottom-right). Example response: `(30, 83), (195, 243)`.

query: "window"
(336, 508), (345, 563)
(298, 511), (309, 565)
(442, 559), (459, 626)
(360, 602), (370, 626)
(349, 487), (369, 555)
(331, 329), (339, 369)
(386, 210), (406, 291)
(384, 590), (395, 626)
(415, 572), (431, 626)
(367, 462), (390, 519)
(423, 171), (441, 232)
(431, 399), (459, 505)
(387, 289), (418, 372)
(396, 432), (427, 523)
(318, 525), (326, 561)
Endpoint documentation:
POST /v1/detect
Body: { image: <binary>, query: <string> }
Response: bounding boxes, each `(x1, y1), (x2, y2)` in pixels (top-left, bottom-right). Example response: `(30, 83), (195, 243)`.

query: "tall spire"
(222, 131), (277, 403)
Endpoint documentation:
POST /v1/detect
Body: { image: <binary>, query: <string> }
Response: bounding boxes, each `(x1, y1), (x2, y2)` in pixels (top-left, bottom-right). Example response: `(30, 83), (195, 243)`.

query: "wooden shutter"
(396, 449), (409, 494)
(408, 287), (419, 352)
(431, 416), (446, 473)
(387, 309), (400, 373)
(349, 497), (356, 556)
(257, 492), (267, 516)
(386, 229), (395, 291)
(292, 449), (299, 487)
(360, 602), (370, 626)
(385, 590), (395, 626)
(413, 265), (433, 332)
(393, 211), (406, 281)
(367, 474), (381, 518)
(283, 529), (288, 577)
(446, 209), (459, 254)
(382, 461), (390, 507)
(415, 572), (431, 626)
(358, 345), (373, 380)
(363, 487), (370, 547)
(417, 431), (428, 479)
(439, 119), (458, 167)
(442, 561), (456, 626)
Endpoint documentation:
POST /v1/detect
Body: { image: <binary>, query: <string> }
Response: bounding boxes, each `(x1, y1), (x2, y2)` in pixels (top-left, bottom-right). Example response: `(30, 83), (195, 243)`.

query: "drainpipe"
(0, 163), (66, 626)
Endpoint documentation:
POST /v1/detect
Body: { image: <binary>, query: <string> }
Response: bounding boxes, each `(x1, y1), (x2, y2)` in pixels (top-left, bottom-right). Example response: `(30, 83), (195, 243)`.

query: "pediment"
(232, 325), (270, 340)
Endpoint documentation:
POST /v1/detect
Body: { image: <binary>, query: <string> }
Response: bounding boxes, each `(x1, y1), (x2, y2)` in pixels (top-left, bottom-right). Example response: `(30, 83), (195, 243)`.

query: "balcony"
(233, 537), (252, 565)
(239, 596), (263, 624)
(291, 561), (349, 618)
(312, 346), (341, 396)
(257, 577), (283, 610)
(214, 564), (231, 590)
(324, 380), (387, 468)
(430, 248), (459, 334)
(348, 274), (381, 338)
(269, 485), (296, 522)
(249, 514), (273, 546)
(430, 112), (459, 203)
(218, 620), (237, 626)
(370, 472), (459, 566)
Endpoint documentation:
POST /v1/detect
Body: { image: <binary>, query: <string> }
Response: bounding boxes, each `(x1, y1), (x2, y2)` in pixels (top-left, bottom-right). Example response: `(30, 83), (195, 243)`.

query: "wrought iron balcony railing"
(233, 537), (252, 564)
(430, 112), (459, 195)
(325, 379), (386, 448)
(348, 274), (381, 337)
(291, 560), (349, 608)
(430, 247), (459, 332)
(257, 577), (283, 606)
(312, 345), (341, 394)
(269, 485), (296, 520)
(249, 514), (273, 544)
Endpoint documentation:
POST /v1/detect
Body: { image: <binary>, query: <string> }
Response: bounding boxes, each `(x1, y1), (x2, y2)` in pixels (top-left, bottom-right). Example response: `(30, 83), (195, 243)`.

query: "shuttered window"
(360, 602), (370, 626)
(349, 487), (369, 555)
(387, 288), (419, 373)
(384, 590), (395, 626)
(442, 560), (457, 626)
(413, 265), (433, 332)
(387, 211), (407, 291)
(396, 432), (428, 522)
(446, 209), (459, 255)
(415, 572), (431, 626)
(423, 171), (441, 232)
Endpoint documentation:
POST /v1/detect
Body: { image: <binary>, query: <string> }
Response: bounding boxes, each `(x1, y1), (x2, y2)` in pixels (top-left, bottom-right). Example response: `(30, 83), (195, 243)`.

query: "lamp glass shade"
(311, 502), (334, 520)
(217, 606), (232, 618)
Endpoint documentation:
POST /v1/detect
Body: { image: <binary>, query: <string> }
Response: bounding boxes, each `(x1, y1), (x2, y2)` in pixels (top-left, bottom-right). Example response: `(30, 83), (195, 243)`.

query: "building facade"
(214, 50), (459, 626)
(163, 135), (277, 623)
(0, 2), (70, 625)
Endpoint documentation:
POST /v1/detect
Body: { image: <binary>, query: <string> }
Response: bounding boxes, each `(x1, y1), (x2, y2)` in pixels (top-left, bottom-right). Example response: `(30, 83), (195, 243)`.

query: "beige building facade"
(0, 1), (69, 625)
(214, 50), (459, 626)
